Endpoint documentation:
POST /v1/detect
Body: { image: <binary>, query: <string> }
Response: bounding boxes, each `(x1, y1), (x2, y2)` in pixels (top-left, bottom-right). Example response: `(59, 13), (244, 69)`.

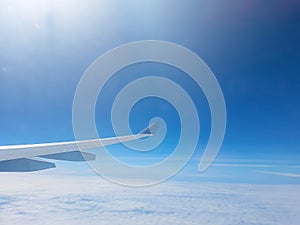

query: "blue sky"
(0, 0), (300, 184)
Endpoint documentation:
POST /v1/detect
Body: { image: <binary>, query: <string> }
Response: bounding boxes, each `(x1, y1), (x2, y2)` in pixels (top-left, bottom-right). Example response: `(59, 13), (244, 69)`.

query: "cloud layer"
(0, 174), (299, 225)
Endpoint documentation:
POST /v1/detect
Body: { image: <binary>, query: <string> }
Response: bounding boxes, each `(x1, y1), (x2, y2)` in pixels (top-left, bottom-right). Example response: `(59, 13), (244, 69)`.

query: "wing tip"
(140, 122), (159, 135)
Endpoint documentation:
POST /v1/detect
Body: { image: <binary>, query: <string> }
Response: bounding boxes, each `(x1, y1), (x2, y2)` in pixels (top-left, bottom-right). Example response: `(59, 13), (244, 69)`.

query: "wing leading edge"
(0, 123), (157, 172)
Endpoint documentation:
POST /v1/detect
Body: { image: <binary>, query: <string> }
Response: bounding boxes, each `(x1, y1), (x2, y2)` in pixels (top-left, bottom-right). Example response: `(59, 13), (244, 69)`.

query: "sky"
(0, 0), (299, 179)
(0, 0), (300, 225)
(0, 0), (300, 223)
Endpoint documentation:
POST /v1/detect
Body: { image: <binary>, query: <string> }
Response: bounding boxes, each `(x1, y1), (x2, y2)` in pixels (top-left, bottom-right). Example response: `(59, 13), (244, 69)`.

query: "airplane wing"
(0, 123), (158, 172)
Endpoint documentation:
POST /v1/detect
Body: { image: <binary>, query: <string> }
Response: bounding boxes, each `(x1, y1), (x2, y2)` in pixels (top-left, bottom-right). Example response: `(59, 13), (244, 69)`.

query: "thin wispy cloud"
(288, 166), (300, 168)
(212, 163), (274, 168)
(257, 171), (300, 178)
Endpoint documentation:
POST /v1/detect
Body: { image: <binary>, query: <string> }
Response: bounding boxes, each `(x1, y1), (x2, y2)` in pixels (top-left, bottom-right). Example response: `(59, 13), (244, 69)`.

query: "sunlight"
(3, 0), (112, 32)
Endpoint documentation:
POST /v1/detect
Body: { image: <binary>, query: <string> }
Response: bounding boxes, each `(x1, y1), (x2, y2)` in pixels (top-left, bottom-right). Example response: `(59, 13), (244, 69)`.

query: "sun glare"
(3, 0), (112, 32)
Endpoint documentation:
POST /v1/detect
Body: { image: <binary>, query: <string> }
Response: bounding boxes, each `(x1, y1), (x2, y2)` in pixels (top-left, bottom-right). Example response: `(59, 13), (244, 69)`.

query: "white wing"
(0, 123), (158, 172)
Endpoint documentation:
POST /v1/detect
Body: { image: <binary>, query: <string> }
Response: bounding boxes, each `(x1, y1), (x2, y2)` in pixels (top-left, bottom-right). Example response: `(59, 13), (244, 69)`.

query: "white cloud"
(257, 170), (300, 178)
(0, 173), (299, 225)
(288, 166), (300, 168)
(212, 163), (274, 168)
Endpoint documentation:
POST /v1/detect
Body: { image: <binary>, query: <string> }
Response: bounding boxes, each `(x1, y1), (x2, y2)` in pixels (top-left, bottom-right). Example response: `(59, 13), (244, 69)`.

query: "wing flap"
(0, 158), (55, 172)
(40, 151), (96, 162)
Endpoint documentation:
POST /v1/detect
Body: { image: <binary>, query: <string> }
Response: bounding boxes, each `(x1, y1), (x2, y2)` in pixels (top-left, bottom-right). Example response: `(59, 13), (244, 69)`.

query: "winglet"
(139, 122), (159, 135)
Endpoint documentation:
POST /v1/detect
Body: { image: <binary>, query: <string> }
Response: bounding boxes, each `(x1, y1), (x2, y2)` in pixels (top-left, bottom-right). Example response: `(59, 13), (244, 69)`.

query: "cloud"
(0, 174), (300, 225)
(288, 166), (300, 168)
(212, 163), (274, 168)
(257, 170), (300, 178)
